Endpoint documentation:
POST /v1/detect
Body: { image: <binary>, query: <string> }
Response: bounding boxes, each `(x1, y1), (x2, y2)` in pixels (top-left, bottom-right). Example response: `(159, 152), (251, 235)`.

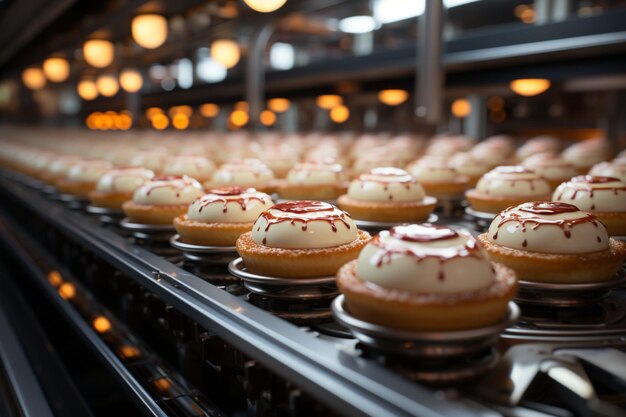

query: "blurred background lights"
(378, 89), (408, 106)
(96, 74), (119, 97)
(199, 103), (219, 117)
(132, 14), (168, 49)
(267, 98), (290, 113)
(211, 39), (241, 69)
(260, 110), (276, 126)
(43, 57), (70, 82)
(330, 105), (350, 123)
(451, 98), (472, 118)
(510, 78), (551, 96)
(119, 69), (143, 93)
(316, 94), (342, 109)
(83, 40), (114, 68)
(77, 79), (98, 100)
(93, 316), (112, 333)
(22, 67), (47, 90)
(243, 0), (287, 13)
(338, 16), (377, 34)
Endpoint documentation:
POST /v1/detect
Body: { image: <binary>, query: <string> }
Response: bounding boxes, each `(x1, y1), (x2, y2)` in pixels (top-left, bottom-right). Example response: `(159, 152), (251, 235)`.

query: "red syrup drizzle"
(259, 201), (351, 233)
(482, 166), (544, 194)
(145, 175), (197, 198)
(371, 224), (482, 281)
(555, 175), (626, 200)
(359, 167), (415, 193)
(195, 187), (268, 213)
(491, 201), (599, 241)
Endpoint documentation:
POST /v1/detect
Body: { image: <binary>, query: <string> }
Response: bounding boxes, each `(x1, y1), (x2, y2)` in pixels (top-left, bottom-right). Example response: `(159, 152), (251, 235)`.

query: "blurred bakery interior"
(0, 1), (626, 417)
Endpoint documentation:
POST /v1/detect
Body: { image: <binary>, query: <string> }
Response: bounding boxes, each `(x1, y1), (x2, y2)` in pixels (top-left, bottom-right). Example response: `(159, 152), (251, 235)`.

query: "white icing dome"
(347, 167), (425, 202)
(589, 161), (626, 182)
(251, 201), (357, 249)
(475, 166), (551, 197)
(356, 224), (494, 294)
(522, 153), (578, 182)
(132, 176), (204, 205)
(162, 156), (215, 180)
(553, 176), (626, 213)
(286, 162), (346, 186)
(66, 160), (113, 183)
(406, 159), (459, 183)
(487, 202), (609, 254)
(449, 153), (492, 177)
(212, 159), (274, 188)
(187, 187), (273, 223)
(96, 168), (155, 193)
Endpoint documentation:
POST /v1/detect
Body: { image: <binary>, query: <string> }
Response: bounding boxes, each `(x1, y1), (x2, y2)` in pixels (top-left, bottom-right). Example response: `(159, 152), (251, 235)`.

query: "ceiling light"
(43, 57), (70, 82)
(378, 89), (408, 106)
(96, 74), (119, 97)
(22, 67), (46, 90)
(451, 98), (472, 118)
(243, 0), (287, 13)
(119, 69), (143, 93)
(267, 98), (290, 113)
(132, 14), (168, 49)
(316, 94), (342, 109)
(510, 79), (551, 96)
(330, 105), (350, 123)
(260, 110), (277, 126)
(211, 39), (240, 69)
(199, 103), (219, 118)
(77, 79), (98, 100)
(339, 16), (377, 34)
(83, 40), (114, 68)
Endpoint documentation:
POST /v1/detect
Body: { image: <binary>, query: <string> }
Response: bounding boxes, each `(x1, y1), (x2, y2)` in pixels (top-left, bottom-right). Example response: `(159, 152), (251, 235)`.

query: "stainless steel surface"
(85, 205), (124, 216)
(169, 234), (236, 253)
(0, 304), (55, 417)
(416, 0), (443, 126)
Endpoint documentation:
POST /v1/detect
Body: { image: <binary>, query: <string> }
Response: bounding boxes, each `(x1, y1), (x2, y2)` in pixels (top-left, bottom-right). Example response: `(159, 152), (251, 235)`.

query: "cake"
(207, 159), (275, 192)
(478, 202), (626, 283)
(448, 152), (493, 187)
(466, 166), (551, 213)
(174, 187), (273, 246)
(56, 160), (113, 197)
(122, 175), (204, 224)
(89, 167), (155, 209)
(336, 224), (517, 331)
(406, 158), (469, 197)
(162, 156), (215, 183)
(522, 153), (578, 189)
(562, 139), (611, 174)
(236, 200), (370, 278)
(337, 167), (437, 222)
(589, 160), (626, 182)
(553, 175), (626, 235)
(278, 162), (348, 200)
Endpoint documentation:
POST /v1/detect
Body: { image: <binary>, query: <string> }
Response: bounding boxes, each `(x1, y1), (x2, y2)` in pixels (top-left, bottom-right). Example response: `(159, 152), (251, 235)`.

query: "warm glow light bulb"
(330, 105), (350, 123)
(260, 110), (277, 126)
(132, 14), (168, 49)
(510, 79), (551, 96)
(119, 68), (143, 93)
(200, 103), (219, 118)
(151, 113), (169, 130)
(230, 109), (249, 127)
(172, 113), (190, 130)
(96, 74), (119, 97)
(243, 0), (287, 13)
(22, 67), (46, 90)
(451, 98), (472, 118)
(211, 39), (240, 69)
(43, 57), (70, 82)
(83, 40), (114, 68)
(267, 98), (290, 113)
(77, 79), (98, 100)
(316, 94), (342, 110)
(93, 316), (112, 333)
(378, 89), (408, 106)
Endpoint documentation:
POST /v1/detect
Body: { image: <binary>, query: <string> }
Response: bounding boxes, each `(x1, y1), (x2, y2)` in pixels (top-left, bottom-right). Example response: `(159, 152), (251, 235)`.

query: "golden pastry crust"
(337, 261), (517, 331)
(89, 190), (133, 209)
(420, 179), (469, 197)
(466, 189), (551, 214)
(56, 180), (96, 198)
(174, 215), (252, 246)
(277, 183), (348, 201)
(337, 195), (437, 222)
(122, 201), (189, 225)
(587, 212), (626, 236)
(477, 233), (626, 283)
(236, 230), (371, 278)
